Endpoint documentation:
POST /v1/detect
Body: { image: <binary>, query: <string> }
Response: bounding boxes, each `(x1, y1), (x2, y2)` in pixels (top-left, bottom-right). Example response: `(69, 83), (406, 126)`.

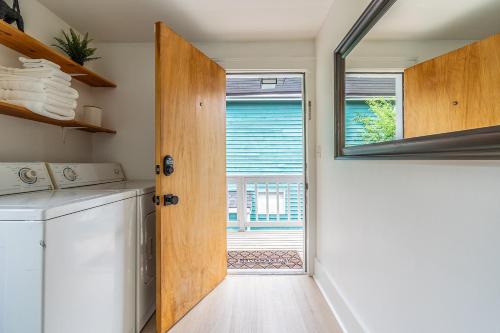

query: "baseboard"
(313, 258), (366, 333)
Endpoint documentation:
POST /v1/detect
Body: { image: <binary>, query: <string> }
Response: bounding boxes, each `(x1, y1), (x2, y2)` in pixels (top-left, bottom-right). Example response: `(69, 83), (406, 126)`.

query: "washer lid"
(75, 180), (155, 195)
(0, 189), (136, 221)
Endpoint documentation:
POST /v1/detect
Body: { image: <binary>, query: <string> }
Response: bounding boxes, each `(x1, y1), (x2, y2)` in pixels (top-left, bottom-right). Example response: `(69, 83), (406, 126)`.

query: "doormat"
(227, 250), (303, 269)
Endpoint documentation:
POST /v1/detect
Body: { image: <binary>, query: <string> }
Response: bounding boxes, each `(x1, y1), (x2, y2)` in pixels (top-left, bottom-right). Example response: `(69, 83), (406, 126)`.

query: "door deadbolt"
(163, 155), (174, 176)
(164, 194), (179, 206)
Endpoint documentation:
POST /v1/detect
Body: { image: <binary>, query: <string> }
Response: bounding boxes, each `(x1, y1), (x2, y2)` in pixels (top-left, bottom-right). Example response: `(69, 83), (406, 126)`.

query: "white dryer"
(0, 162), (137, 333)
(47, 163), (156, 332)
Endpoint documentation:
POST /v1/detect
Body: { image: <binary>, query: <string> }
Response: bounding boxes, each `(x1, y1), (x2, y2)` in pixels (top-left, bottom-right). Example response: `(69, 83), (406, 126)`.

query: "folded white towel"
(45, 86), (79, 99)
(0, 74), (34, 81)
(19, 57), (61, 70)
(0, 79), (45, 92)
(42, 76), (71, 87)
(3, 99), (75, 119)
(0, 78), (79, 99)
(0, 89), (77, 109)
(46, 92), (76, 107)
(42, 78), (74, 92)
(44, 104), (75, 118)
(0, 65), (72, 82)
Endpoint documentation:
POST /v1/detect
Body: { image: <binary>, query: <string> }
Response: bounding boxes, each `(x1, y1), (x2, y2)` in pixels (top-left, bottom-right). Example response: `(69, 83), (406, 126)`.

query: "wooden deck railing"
(227, 175), (305, 230)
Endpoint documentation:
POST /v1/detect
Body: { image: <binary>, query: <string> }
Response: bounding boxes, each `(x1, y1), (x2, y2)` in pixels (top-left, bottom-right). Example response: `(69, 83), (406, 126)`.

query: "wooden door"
(404, 43), (468, 138)
(155, 22), (227, 333)
(404, 33), (500, 138)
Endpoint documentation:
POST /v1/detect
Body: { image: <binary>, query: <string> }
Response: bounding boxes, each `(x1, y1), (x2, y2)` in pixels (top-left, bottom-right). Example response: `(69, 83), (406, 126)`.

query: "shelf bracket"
(61, 126), (86, 143)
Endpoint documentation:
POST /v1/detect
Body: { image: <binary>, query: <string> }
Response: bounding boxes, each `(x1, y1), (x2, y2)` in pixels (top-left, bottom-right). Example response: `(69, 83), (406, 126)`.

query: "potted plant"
(53, 28), (101, 65)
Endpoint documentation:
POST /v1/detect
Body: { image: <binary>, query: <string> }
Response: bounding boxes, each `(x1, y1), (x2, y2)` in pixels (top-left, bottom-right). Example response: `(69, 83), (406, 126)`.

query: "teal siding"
(345, 100), (375, 146)
(226, 100), (304, 175)
(226, 100), (304, 224)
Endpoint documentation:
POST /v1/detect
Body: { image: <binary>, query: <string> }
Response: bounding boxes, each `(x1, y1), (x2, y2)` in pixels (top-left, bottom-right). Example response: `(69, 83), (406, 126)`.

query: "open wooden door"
(155, 22), (227, 333)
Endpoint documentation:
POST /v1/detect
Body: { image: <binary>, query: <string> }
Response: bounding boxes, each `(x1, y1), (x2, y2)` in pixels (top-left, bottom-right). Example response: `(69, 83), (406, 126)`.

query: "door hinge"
(308, 100), (312, 120)
(155, 165), (160, 175)
(305, 182), (309, 191)
(40, 240), (46, 248)
(152, 195), (161, 205)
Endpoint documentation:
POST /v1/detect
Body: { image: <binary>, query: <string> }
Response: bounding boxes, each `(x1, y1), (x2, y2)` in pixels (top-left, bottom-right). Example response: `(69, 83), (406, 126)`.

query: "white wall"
(313, 1), (500, 333)
(0, 0), (97, 162)
(347, 39), (473, 71)
(91, 43), (155, 180)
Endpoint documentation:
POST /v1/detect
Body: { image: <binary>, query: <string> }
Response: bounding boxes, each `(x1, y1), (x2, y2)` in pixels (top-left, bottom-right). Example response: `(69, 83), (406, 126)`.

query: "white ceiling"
(367, 0), (500, 40)
(38, 0), (334, 43)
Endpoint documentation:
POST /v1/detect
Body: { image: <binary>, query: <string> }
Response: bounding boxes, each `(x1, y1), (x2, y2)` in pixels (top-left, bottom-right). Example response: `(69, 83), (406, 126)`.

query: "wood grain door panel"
(155, 22), (227, 333)
(404, 42), (468, 137)
(404, 33), (499, 138)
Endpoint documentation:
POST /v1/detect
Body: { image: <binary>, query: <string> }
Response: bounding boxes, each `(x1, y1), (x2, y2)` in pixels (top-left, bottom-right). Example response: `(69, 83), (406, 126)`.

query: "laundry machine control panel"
(0, 162), (53, 196)
(48, 163), (125, 189)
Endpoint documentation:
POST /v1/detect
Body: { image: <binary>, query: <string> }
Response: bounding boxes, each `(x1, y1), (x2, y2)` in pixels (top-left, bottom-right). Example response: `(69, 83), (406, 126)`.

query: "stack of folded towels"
(0, 57), (79, 120)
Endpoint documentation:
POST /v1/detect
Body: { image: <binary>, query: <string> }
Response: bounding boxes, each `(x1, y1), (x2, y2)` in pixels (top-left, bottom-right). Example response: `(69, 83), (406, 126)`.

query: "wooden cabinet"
(404, 33), (500, 138)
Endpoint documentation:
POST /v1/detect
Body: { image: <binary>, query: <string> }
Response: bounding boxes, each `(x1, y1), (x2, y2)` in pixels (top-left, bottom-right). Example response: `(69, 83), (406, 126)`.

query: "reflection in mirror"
(345, 73), (403, 146)
(344, 0), (500, 147)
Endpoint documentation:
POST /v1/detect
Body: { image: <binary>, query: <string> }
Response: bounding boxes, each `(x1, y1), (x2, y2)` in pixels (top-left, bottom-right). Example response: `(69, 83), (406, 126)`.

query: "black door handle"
(164, 194), (179, 206)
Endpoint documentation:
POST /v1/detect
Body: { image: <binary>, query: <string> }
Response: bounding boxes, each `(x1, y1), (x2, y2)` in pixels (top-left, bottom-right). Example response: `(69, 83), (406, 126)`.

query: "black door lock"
(163, 155), (174, 176)
(164, 194), (179, 206)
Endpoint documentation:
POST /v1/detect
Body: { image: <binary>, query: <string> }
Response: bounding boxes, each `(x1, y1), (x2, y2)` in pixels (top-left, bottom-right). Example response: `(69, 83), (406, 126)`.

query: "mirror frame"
(334, 0), (500, 159)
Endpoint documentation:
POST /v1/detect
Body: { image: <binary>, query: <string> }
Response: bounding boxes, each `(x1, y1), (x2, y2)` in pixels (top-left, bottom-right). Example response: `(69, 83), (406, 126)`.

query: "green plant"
(354, 97), (396, 144)
(52, 28), (100, 65)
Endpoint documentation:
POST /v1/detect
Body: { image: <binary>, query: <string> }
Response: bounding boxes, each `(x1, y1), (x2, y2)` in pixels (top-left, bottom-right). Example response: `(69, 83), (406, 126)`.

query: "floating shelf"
(0, 20), (116, 87)
(0, 101), (116, 133)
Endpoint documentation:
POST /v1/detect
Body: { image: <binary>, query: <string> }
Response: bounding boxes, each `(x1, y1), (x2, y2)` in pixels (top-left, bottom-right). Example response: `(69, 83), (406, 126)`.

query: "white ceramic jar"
(82, 105), (103, 127)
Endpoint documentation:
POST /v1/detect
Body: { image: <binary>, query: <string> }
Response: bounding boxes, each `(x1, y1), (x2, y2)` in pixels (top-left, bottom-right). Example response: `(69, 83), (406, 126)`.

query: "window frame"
(334, 0), (500, 159)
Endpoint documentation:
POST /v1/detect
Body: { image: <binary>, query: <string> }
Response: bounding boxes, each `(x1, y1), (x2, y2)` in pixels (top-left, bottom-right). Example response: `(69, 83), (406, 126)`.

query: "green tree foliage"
(354, 98), (396, 144)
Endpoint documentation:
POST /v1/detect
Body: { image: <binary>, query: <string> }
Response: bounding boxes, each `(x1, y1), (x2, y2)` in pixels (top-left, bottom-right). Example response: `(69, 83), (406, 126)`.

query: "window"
(345, 73), (403, 146)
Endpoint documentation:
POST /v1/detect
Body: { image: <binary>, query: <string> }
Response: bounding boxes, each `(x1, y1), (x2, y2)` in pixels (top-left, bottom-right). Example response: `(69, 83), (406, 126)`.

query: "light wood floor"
(141, 275), (341, 333)
(227, 229), (305, 260)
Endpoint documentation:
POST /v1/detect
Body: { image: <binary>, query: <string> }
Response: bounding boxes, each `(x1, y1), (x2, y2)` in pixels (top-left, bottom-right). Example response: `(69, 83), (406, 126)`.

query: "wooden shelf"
(0, 20), (116, 87)
(0, 101), (116, 133)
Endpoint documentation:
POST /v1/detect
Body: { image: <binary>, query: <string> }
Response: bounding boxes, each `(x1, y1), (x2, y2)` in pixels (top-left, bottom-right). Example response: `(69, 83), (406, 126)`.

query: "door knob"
(164, 194), (179, 206)
(163, 155), (174, 176)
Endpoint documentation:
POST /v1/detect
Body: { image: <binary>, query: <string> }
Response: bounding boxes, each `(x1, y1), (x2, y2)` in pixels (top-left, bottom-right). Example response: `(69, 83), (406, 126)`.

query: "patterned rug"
(227, 250), (303, 269)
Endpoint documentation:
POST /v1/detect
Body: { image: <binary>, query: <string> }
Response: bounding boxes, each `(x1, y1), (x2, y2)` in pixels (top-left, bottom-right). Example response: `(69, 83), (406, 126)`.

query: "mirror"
(334, 0), (500, 158)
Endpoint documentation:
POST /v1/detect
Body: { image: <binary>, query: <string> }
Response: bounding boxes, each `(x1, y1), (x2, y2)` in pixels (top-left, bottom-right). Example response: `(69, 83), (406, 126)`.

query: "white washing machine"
(46, 163), (156, 332)
(0, 162), (137, 333)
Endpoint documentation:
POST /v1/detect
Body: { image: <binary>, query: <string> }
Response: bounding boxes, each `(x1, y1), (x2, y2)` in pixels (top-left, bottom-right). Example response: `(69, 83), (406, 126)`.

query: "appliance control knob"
(19, 168), (38, 184)
(63, 167), (77, 181)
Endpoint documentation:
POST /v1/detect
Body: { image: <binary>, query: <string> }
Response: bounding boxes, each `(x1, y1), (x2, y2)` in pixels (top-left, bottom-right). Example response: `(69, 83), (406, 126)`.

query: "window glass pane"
(345, 73), (403, 146)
